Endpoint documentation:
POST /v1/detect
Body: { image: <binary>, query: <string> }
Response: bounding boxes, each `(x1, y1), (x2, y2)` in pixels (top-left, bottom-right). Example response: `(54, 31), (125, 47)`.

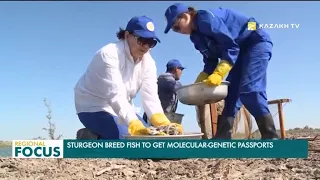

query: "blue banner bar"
(63, 140), (308, 159)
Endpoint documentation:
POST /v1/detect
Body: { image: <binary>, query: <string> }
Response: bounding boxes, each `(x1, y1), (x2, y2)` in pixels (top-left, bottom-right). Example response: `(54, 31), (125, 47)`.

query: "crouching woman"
(74, 16), (183, 140)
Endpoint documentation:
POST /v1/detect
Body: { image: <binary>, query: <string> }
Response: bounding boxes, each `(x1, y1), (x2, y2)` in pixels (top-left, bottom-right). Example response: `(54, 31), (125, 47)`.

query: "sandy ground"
(0, 129), (319, 180)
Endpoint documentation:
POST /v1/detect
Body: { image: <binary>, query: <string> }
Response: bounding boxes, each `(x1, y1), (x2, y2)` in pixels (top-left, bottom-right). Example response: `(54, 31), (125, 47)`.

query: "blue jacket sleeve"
(175, 81), (182, 90)
(158, 74), (180, 93)
(203, 57), (219, 74)
(196, 10), (240, 65)
(191, 38), (219, 74)
(166, 77), (181, 92)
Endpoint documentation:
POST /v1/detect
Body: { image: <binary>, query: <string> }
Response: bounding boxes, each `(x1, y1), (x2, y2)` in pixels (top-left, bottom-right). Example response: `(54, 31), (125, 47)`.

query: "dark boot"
(76, 128), (99, 140)
(212, 116), (235, 140)
(256, 114), (279, 139)
(142, 113), (149, 124)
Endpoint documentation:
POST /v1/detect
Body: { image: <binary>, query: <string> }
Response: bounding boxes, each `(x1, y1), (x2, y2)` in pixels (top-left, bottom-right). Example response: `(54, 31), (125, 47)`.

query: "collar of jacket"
(162, 72), (176, 80)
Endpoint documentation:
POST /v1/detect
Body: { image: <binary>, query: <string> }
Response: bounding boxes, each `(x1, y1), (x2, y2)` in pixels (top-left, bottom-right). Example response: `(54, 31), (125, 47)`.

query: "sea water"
(0, 147), (11, 157)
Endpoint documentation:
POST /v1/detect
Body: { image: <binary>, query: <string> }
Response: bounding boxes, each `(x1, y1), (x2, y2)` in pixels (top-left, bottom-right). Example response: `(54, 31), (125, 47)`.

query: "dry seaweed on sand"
(148, 124), (182, 136)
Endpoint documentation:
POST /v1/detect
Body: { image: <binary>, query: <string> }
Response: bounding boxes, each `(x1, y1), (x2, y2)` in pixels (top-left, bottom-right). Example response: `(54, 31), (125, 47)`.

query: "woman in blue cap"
(164, 3), (278, 140)
(74, 16), (183, 139)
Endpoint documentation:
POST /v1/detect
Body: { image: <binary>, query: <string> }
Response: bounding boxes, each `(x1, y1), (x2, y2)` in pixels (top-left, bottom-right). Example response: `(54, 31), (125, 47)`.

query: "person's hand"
(150, 113), (170, 127)
(150, 113), (183, 134)
(128, 119), (151, 135)
(203, 73), (223, 86)
(203, 60), (233, 86)
(194, 72), (209, 83)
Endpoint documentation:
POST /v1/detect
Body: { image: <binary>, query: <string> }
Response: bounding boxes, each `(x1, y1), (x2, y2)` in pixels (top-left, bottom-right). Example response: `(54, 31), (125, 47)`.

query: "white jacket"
(74, 40), (163, 126)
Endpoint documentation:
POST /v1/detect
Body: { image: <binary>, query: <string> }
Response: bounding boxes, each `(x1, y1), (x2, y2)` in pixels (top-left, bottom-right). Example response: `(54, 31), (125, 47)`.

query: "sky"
(0, 1), (319, 140)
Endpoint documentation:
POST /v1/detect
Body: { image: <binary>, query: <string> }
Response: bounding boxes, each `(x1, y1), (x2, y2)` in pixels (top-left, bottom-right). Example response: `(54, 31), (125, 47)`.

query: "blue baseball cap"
(164, 3), (189, 34)
(166, 59), (185, 70)
(126, 16), (160, 43)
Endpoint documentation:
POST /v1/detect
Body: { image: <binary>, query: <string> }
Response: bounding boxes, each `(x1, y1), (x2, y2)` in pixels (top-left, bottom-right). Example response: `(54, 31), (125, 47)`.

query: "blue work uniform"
(190, 8), (273, 119)
(143, 72), (182, 123)
(158, 72), (182, 113)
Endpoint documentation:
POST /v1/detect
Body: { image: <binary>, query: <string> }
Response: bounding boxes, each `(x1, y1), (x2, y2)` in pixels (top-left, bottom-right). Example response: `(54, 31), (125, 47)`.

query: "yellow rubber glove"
(150, 113), (183, 134)
(150, 113), (170, 127)
(203, 60), (233, 86)
(128, 119), (151, 135)
(195, 72), (209, 83)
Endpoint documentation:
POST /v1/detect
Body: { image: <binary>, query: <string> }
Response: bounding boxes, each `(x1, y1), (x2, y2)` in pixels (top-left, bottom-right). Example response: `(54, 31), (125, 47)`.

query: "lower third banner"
(63, 140), (308, 158)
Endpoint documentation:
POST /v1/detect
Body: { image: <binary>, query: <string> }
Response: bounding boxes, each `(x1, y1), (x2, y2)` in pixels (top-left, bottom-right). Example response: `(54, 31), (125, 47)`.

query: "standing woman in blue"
(164, 3), (279, 139)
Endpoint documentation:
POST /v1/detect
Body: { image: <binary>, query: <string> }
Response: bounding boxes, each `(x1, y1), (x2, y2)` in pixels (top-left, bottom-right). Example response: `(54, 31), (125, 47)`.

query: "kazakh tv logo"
(12, 140), (64, 158)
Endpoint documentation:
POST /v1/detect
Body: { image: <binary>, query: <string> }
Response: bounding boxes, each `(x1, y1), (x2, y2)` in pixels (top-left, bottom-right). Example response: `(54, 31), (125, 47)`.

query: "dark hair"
(185, 7), (198, 30)
(176, 7), (197, 19)
(116, 28), (126, 40)
(187, 7), (197, 18)
(175, 7), (197, 24)
(166, 68), (174, 73)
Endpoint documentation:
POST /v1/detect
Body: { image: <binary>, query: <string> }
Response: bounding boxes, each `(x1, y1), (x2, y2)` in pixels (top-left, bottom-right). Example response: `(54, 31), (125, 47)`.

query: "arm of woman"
(140, 57), (183, 134)
(196, 10), (240, 65)
(97, 48), (139, 126)
(190, 35), (219, 81)
(140, 55), (170, 127)
(196, 10), (240, 85)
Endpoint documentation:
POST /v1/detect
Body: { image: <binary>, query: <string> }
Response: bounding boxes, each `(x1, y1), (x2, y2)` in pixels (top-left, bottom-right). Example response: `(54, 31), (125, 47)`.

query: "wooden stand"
(267, 98), (291, 139)
(197, 104), (213, 139)
(209, 103), (218, 137)
(199, 98), (291, 139)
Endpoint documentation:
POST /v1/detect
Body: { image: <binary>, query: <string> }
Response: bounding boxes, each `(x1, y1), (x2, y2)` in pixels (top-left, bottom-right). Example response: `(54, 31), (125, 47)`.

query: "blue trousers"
(78, 111), (149, 140)
(222, 39), (272, 119)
